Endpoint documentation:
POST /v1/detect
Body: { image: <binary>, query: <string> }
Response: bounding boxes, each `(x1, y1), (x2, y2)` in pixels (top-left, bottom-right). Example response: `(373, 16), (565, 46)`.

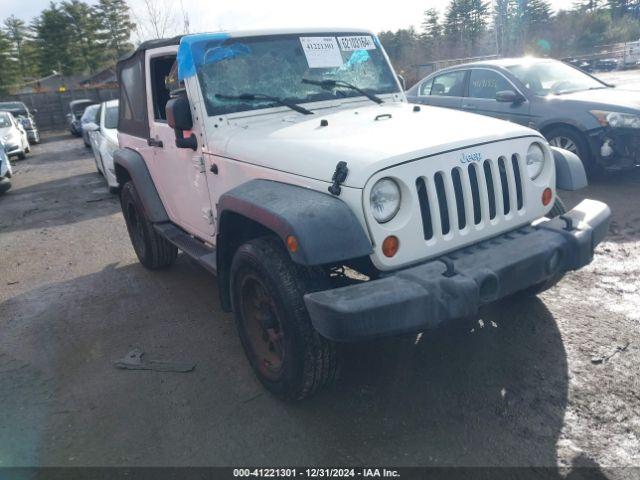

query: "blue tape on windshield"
(178, 32), (232, 80)
(341, 49), (370, 70)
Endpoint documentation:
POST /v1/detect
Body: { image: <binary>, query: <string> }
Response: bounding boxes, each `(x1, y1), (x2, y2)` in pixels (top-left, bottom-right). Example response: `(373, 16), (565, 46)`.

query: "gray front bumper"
(305, 199), (611, 342)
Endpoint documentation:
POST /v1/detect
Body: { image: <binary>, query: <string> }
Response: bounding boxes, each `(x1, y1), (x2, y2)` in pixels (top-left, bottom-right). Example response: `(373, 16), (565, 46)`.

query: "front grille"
(416, 155), (525, 240)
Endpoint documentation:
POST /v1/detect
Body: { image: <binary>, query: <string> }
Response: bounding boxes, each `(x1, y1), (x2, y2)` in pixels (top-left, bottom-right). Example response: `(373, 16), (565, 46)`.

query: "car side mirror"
(84, 122), (99, 132)
(166, 94), (197, 150)
(397, 74), (406, 91)
(31, 108), (38, 113)
(496, 90), (524, 104)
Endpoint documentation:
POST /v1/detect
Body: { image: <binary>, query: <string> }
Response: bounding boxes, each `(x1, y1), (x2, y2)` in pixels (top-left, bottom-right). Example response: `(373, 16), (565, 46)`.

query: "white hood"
(219, 102), (538, 188)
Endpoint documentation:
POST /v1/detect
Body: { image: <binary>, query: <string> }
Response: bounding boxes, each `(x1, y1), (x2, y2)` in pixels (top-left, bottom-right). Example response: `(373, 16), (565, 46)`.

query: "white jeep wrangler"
(114, 29), (611, 400)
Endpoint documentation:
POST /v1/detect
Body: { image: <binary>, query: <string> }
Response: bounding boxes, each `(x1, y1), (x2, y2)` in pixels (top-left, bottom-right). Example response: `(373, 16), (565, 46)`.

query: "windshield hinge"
(328, 161), (349, 196)
(193, 155), (206, 173)
(202, 208), (215, 225)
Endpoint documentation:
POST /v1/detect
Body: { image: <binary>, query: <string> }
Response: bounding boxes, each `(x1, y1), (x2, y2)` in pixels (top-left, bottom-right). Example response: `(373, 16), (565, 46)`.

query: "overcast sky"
(0, 0), (577, 38)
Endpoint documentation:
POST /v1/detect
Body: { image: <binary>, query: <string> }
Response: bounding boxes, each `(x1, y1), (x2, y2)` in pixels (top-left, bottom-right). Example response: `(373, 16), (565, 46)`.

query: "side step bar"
(154, 223), (217, 275)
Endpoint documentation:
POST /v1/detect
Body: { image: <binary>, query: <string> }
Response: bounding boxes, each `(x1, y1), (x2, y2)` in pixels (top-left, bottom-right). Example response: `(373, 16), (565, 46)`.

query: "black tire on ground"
(544, 125), (601, 177)
(25, 144), (30, 153)
(17, 152), (26, 160)
(521, 196), (567, 296)
(230, 236), (338, 400)
(120, 180), (177, 269)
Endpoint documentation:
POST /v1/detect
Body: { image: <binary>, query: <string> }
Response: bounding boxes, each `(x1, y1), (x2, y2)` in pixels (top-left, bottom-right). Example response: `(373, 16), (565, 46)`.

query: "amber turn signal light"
(382, 235), (399, 258)
(542, 188), (553, 206)
(286, 235), (299, 253)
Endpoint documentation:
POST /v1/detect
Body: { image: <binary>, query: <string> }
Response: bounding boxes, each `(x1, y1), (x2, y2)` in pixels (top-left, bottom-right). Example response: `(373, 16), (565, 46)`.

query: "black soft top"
(118, 35), (183, 63)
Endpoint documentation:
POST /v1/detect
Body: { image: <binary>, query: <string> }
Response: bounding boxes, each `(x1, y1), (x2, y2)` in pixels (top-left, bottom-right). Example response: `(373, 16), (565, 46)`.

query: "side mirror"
(496, 90), (525, 104)
(397, 74), (406, 91)
(83, 122), (99, 132)
(31, 108), (38, 113)
(167, 94), (197, 150)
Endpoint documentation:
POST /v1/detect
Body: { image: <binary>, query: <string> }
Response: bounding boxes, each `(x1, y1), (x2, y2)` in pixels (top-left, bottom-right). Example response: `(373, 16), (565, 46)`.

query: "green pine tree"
(95, 0), (135, 61)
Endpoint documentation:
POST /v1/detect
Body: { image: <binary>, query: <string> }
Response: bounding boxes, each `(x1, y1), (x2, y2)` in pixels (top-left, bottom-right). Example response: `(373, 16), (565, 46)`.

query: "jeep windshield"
(188, 33), (399, 116)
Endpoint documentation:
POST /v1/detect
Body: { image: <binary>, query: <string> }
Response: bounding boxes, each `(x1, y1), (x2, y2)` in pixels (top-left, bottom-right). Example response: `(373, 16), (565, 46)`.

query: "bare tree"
(132, 0), (179, 41)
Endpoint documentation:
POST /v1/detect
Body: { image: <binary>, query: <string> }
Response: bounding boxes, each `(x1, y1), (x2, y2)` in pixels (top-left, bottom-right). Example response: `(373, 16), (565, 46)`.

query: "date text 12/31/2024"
(233, 468), (400, 478)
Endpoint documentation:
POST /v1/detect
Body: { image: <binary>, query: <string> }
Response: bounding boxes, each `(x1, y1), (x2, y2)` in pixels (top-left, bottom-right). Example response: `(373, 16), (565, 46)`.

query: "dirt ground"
(0, 127), (638, 476)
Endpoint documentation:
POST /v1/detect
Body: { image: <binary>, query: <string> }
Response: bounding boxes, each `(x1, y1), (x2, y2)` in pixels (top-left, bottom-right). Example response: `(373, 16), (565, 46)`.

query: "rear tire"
(230, 236), (338, 400)
(120, 181), (177, 269)
(521, 196), (567, 296)
(17, 151), (26, 160)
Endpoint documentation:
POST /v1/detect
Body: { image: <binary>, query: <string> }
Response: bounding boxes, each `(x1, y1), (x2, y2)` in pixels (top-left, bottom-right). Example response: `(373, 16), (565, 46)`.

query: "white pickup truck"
(114, 29), (611, 400)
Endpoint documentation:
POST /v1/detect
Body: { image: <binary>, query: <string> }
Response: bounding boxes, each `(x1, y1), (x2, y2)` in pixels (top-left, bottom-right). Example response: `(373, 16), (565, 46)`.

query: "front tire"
(230, 236), (338, 400)
(544, 126), (600, 177)
(120, 181), (177, 269)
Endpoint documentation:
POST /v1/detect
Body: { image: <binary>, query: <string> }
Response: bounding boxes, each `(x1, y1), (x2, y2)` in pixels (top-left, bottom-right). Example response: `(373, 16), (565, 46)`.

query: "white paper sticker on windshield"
(337, 36), (376, 51)
(300, 37), (344, 68)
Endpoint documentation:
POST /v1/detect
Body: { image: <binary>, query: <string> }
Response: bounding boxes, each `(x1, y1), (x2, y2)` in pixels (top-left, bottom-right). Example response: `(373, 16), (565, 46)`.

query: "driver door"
(145, 47), (215, 241)
(461, 68), (532, 127)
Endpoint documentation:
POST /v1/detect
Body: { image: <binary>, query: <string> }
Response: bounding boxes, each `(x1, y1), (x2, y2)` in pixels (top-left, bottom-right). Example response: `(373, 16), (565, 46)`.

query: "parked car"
(67, 99), (95, 136)
(0, 111), (30, 160)
(595, 58), (618, 72)
(80, 104), (101, 148)
(406, 57), (640, 175)
(113, 30), (609, 400)
(0, 101), (40, 144)
(0, 141), (12, 195)
(85, 99), (119, 191)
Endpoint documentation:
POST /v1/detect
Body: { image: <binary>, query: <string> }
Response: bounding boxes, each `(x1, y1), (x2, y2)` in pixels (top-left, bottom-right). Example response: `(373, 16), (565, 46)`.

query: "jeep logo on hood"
(460, 152), (483, 164)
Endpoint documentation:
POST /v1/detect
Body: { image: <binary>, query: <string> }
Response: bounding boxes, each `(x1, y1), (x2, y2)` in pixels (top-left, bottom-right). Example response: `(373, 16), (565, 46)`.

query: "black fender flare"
(217, 179), (372, 266)
(113, 148), (169, 223)
(551, 146), (588, 191)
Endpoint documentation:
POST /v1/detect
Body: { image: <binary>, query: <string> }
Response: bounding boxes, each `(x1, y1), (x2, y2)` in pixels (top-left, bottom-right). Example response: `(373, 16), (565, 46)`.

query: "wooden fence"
(0, 88), (119, 131)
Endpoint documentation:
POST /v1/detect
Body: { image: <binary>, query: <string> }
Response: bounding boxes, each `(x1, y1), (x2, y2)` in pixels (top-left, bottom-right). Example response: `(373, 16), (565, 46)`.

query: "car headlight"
(370, 178), (401, 223)
(590, 110), (640, 129)
(526, 143), (545, 180)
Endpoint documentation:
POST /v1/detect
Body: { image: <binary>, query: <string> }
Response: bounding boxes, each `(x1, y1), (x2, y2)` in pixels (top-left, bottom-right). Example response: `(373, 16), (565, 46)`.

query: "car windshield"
(0, 113), (11, 128)
(0, 102), (27, 116)
(192, 33), (399, 116)
(81, 105), (99, 122)
(72, 102), (93, 116)
(105, 105), (118, 129)
(507, 61), (605, 95)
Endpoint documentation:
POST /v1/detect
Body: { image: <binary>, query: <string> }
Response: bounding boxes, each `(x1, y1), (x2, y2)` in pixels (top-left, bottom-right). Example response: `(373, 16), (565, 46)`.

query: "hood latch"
(328, 161), (349, 196)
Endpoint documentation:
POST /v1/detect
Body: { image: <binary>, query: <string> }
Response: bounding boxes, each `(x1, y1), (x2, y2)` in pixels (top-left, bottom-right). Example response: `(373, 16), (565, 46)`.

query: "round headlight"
(370, 178), (401, 223)
(526, 143), (545, 180)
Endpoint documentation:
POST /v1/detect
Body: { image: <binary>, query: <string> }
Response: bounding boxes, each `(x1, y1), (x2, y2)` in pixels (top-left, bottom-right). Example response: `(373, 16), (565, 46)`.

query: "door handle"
(462, 104), (477, 110)
(147, 137), (163, 148)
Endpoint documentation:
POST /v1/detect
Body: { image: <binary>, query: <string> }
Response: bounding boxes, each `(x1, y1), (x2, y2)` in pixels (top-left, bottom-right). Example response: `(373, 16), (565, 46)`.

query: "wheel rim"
(127, 201), (146, 258)
(548, 136), (578, 154)
(239, 274), (285, 381)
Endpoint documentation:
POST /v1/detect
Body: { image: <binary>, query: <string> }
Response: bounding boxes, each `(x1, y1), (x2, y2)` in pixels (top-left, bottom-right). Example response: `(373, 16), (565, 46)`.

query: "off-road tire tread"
(231, 236), (338, 400)
(120, 181), (177, 270)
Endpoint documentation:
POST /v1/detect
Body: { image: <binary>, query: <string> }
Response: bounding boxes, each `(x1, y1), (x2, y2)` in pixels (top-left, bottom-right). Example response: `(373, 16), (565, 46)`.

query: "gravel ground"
(0, 130), (638, 476)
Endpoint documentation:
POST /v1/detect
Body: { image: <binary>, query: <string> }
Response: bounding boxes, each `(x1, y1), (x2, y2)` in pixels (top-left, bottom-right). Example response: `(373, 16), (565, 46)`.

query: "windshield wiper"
(215, 93), (313, 115)
(302, 78), (384, 104)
